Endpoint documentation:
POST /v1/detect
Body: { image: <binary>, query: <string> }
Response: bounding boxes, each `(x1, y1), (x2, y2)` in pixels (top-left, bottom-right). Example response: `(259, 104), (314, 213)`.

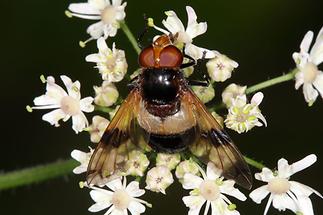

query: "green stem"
(244, 156), (265, 170)
(120, 21), (141, 55)
(0, 159), (77, 191)
(211, 69), (298, 112)
(245, 68), (298, 95)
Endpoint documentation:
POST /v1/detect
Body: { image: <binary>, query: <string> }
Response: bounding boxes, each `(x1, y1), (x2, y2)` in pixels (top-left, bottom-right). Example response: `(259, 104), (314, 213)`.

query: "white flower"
(145, 166), (174, 194)
(154, 6), (216, 60)
(175, 159), (200, 183)
(156, 153), (181, 170)
(88, 177), (151, 215)
(86, 38), (128, 82)
(87, 115), (109, 143)
(182, 162), (246, 215)
(71, 147), (94, 174)
(94, 81), (119, 107)
(207, 53), (239, 82)
(222, 83), (247, 107)
(125, 150), (150, 177)
(249, 154), (323, 215)
(192, 84), (215, 104)
(293, 26), (323, 106)
(31, 75), (94, 133)
(67, 0), (127, 43)
(224, 92), (267, 133)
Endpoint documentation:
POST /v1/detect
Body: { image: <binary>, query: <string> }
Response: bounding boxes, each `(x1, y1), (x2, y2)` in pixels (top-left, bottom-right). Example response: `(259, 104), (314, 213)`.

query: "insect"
(87, 34), (253, 189)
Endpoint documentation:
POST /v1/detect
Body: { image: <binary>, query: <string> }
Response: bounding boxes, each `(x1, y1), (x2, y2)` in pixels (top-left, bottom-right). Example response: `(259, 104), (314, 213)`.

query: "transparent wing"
(86, 89), (150, 185)
(184, 89), (253, 189)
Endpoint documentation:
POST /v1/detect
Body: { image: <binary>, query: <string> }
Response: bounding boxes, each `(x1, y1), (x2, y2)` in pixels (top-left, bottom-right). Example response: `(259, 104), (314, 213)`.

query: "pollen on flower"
(26, 105), (33, 113)
(40, 75), (46, 83)
(60, 96), (81, 116)
(111, 189), (131, 210)
(199, 180), (220, 201)
(267, 178), (291, 195)
(227, 204), (237, 211)
(79, 41), (86, 48)
(64, 10), (73, 18)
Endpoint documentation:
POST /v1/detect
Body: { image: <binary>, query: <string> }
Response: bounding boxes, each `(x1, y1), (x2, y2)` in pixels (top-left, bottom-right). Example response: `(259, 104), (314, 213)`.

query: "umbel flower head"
(182, 162), (246, 215)
(152, 6), (216, 60)
(222, 83), (247, 107)
(87, 115), (110, 143)
(87, 177), (151, 215)
(206, 53), (239, 82)
(67, 0), (127, 44)
(86, 37), (128, 82)
(71, 147), (94, 174)
(93, 81), (119, 107)
(30, 75), (94, 133)
(225, 92), (267, 133)
(293, 26), (323, 106)
(249, 154), (322, 215)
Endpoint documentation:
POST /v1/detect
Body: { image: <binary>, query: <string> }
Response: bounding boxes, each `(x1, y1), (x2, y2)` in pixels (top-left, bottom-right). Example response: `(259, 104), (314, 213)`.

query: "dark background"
(1, 0), (322, 214)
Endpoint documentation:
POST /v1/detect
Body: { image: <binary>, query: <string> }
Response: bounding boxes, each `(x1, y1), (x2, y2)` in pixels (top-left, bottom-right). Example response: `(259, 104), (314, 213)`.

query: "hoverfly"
(87, 34), (253, 189)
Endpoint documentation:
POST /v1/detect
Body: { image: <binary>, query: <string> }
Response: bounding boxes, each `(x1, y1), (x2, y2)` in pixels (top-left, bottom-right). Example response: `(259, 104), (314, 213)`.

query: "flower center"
(101, 6), (117, 24)
(199, 180), (220, 201)
(111, 189), (131, 210)
(236, 112), (248, 123)
(60, 96), (80, 116)
(268, 178), (290, 194)
(303, 62), (319, 83)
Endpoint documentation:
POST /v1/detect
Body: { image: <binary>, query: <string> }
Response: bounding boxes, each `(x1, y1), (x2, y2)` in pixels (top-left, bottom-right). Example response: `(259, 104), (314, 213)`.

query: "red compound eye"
(139, 45), (155, 68)
(159, 45), (183, 68)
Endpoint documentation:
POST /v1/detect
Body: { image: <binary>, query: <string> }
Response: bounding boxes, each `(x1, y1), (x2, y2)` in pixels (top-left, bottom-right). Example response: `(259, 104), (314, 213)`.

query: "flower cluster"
(27, 2), (323, 215)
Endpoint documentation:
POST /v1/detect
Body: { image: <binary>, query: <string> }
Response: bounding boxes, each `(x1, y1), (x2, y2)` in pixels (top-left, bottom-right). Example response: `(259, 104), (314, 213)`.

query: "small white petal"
(290, 181), (323, 199)
(206, 162), (222, 180)
(71, 149), (87, 162)
(88, 202), (111, 212)
(86, 53), (101, 63)
(60, 75), (80, 100)
(182, 173), (203, 190)
(249, 185), (270, 204)
(182, 195), (205, 215)
(185, 6), (207, 39)
(310, 26), (323, 65)
(300, 31), (314, 53)
(313, 72), (323, 97)
(255, 168), (274, 182)
(272, 193), (297, 212)
(295, 70), (305, 90)
(98, 37), (109, 52)
(251, 92), (264, 106)
(106, 178), (123, 191)
(277, 158), (292, 178)
(42, 109), (67, 126)
(128, 201), (145, 215)
(303, 83), (319, 104)
(125, 181), (145, 197)
(87, 21), (106, 39)
(290, 154), (317, 176)
(220, 180), (247, 201)
(185, 43), (216, 60)
(72, 113), (88, 133)
(297, 196), (314, 215)
(80, 97), (94, 112)
(68, 3), (100, 15)
(162, 10), (185, 34)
